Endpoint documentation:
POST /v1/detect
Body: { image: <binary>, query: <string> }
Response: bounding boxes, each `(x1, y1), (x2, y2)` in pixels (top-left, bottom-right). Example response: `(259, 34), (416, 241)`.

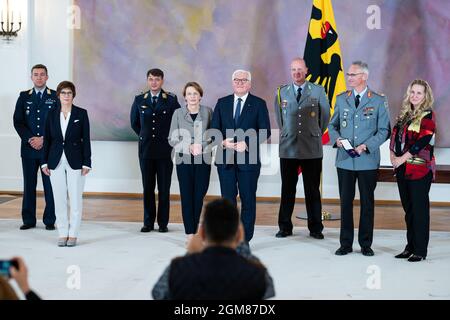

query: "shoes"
(57, 238), (67, 247)
(335, 247), (353, 256)
(20, 224), (36, 230)
(45, 225), (56, 230)
(408, 254), (426, 262)
(140, 225), (154, 232)
(275, 230), (293, 238)
(309, 232), (324, 239)
(361, 247), (375, 256)
(395, 250), (412, 259)
(158, 226), (169, 233)
(67, 238), (77, 247)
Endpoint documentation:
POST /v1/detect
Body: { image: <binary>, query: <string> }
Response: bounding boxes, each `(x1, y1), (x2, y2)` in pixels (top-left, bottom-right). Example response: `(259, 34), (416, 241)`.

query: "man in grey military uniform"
(274, 57), (330, 239)
(328, 61), (390, 256)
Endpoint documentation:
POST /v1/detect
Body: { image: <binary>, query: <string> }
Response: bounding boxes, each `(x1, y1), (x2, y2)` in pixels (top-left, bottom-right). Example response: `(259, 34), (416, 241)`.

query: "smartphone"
(0, 259), (18, 277)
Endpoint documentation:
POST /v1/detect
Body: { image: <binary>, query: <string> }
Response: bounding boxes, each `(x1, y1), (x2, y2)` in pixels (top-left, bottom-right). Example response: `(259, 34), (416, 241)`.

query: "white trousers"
(50, 159), (85, 238)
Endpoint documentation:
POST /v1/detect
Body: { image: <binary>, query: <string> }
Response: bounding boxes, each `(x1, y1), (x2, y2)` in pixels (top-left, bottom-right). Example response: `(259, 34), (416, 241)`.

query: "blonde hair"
(0, 276), (19, 300)
(397, 79), (434, 125)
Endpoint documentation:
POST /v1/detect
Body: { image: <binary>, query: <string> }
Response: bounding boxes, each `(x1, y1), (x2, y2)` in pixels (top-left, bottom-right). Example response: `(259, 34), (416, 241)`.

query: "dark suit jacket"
(130, 89), (181, 159)
(168, 246), (267, 300)
(13, 87), (58, 160)
(211, 93), (271, 171)
(43, 105), (91, 170)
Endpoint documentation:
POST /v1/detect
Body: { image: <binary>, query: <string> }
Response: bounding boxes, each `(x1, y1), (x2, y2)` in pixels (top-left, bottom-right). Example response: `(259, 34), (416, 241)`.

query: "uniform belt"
(406, 157), (426, 165)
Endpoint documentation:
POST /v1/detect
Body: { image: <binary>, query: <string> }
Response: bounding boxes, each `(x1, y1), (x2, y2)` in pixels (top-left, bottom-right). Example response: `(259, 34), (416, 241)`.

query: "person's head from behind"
(200, 198), (244, 248)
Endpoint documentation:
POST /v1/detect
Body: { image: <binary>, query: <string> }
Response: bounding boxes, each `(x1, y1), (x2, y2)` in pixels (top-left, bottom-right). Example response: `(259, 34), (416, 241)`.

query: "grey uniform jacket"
(328, 88), (391, 171)
(168, 105), (213, 156)
(274, 81), (330, 159)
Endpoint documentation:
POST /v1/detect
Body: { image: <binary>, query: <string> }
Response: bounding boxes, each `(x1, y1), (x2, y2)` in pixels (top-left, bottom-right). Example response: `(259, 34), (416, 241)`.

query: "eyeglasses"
(346, 73), (364, 77)
(233, 78), (249, 84)
(60, 91), (73, 96)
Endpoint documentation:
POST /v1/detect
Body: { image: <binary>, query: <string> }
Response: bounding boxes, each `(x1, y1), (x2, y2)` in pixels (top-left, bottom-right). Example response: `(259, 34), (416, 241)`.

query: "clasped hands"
(222, 138), (247, 152)
(28, 136), (43, 150)
(390, 151), (412, 169)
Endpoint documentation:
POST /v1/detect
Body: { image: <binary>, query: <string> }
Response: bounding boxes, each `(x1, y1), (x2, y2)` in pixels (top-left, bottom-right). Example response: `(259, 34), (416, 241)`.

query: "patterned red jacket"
(389, 110), (436, 180)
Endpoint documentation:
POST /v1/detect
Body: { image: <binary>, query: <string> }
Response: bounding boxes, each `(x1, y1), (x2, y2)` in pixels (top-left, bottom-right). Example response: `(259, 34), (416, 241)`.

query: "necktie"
(234, 98), (242, 127)
(37, 91), (42, 102)
(152, 96), (158, 108)
(296, 87), (302, 103)
(355, 94), (360, 108)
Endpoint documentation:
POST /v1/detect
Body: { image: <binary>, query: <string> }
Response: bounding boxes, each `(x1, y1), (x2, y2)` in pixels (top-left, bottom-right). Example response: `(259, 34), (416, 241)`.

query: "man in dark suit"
(130, 68), (181, 233)
(210, 70), (271, 243)
(152, 198), (275, 300)
(13, 64), (57, 230)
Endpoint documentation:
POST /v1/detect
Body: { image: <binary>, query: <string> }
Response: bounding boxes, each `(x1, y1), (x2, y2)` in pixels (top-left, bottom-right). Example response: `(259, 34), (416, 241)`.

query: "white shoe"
(67, 238), (77, 247)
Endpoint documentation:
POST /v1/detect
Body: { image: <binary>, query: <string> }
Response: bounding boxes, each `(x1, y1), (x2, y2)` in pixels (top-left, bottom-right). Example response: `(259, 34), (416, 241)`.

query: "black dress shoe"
(158, 226), (169, 233)
(395, 250), (412, 259)
(309, 232), (324, 239)
(45, 225), (56, 230)
(408, 254), (426, 262)
(275, 230), (293, 238)
(361, 247), (375, 256)
(140, 225), (154, 233)
(335, 247), (353, 255)
(20, 224), (36, 230)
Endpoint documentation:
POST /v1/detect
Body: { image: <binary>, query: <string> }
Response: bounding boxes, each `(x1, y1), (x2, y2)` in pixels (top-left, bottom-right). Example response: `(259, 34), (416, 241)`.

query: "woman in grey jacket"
(169, 82), (212, 235)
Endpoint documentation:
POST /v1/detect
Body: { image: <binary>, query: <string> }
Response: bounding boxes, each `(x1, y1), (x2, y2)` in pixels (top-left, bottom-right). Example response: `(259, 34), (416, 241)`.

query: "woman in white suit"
(41, 81), (91, 247)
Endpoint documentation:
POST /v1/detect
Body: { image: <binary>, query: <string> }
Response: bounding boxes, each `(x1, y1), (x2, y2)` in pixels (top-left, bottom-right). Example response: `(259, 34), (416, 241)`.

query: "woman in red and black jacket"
(389, 79), (436, 262)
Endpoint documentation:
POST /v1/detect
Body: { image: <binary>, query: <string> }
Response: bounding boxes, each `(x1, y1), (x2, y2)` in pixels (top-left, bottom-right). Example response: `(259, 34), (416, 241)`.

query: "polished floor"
(1, 219), (449, 300)
(1, 195), (450, 231)
(2, 195), (450, 300)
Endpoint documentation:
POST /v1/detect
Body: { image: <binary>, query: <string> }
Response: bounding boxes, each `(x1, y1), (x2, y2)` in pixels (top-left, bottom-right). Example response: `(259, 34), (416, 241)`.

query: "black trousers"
(337, 168), (378, 249)
(139, 158), (173, 228)
(21, 157), (55, 226)
(217, 166), (260, 242)
(176, 160), (211, 234)
(396, 167), (432, 257)
(278, 158), (323, 233)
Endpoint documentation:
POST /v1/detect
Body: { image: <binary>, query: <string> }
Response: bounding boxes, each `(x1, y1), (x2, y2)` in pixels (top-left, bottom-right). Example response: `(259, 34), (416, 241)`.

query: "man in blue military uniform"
(130, 68), (181, 233)
(13, 64), (57, 230)
(274, 58), (330, 240)
(328, 61), (390, 256)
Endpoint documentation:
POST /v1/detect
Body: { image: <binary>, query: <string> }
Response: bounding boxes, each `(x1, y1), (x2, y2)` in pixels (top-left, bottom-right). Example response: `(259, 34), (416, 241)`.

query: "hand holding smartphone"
(0, 259), (19, 278)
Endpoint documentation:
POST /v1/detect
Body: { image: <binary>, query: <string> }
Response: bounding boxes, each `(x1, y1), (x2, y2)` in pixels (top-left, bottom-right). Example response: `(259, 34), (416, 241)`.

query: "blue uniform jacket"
(13, 88), (58, 160)
(130, 90), (181, 159)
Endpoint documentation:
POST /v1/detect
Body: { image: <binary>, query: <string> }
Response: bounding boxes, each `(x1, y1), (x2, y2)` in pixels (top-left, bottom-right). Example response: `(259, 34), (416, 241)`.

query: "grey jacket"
(274, 81), (330, 159)
(328, 88), (391, 171)
(168, 105), (213, 155)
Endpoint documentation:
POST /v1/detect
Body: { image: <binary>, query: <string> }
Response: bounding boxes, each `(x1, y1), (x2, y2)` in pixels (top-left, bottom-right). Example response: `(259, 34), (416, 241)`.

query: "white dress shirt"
(233, 92), (249, 118)
(353, 86), (368, 99)
(60, 111), (71, 163)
